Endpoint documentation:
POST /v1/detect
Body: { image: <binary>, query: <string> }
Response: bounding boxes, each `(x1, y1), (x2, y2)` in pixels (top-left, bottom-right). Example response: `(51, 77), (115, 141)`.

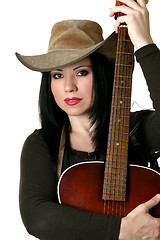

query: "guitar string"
(103, 25), (120, 214)
(103, 33), (119, 214)
(117, 1), (122, 217)
(118, 26), (124, 216)
(108, 0), (121, 216)
(116, 0), (134, 217)
(120, 26), (128, 217)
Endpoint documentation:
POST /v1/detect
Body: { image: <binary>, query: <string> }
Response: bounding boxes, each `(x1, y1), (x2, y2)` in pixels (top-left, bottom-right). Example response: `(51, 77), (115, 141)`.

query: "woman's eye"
(77, 70), (88, 76)
(53, 73), (63, 79)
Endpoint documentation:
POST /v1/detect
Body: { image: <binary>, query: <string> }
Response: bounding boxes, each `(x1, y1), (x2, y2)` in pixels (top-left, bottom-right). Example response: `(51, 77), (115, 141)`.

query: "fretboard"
(102, 25), (134, 201)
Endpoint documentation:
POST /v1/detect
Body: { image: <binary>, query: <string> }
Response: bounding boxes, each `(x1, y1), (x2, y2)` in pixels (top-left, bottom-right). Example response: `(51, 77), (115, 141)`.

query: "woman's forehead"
(53, 57), (91, 72)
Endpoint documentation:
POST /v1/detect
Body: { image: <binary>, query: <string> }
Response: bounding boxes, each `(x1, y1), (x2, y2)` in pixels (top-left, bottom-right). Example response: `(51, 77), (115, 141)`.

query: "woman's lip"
(64, 97), (82, 106)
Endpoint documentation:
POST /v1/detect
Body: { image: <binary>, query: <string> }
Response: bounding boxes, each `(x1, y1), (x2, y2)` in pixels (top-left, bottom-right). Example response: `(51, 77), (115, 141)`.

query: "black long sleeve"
(134, 44), (160, 152)
(20, 130), (121, 240)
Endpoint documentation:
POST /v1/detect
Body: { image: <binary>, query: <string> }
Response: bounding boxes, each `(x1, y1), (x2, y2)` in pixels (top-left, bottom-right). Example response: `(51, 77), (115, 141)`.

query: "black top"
(19, 44), (160, 240)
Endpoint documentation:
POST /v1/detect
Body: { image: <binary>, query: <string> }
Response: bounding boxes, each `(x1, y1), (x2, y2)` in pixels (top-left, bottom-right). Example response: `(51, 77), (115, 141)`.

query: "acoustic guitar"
(57, 0), (160, 218)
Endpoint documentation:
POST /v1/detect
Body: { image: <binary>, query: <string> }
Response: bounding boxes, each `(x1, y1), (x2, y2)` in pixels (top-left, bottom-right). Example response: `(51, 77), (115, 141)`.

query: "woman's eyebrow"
(52, 65), (91, 72)
(54, 68), (63, 71)
(73, 65), (91, 70)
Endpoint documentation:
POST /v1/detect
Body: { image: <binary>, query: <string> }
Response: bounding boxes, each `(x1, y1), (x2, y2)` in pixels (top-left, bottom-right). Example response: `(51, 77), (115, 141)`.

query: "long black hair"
(39, 52), (114, 153)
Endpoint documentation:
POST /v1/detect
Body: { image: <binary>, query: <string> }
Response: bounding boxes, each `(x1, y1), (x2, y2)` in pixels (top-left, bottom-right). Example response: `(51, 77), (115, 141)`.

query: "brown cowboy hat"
(16, 19), (117, 72)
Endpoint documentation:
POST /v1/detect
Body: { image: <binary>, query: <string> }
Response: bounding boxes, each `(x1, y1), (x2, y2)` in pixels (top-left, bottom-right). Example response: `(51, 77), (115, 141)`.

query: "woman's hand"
(119, 194), (160, 239)
(109, 0), (153, 50)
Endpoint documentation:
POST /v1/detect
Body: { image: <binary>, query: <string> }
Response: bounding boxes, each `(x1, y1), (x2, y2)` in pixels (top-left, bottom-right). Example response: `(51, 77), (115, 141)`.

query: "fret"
(103, 188), (126, 196)
(115, 63), (133, 67)
(104, 179), (126, 185)
(103, 188), (126, 193)
(115, 86), (131, 89)
(109, 120), (130, 126)
(105, 159), (128, 166)
(109, 130), (129, 136)
(105, 158), (128, 164)
(103, 194), (126, 199)
(110, 118), (130, 124)
(104, 185), (126, 192)
(107, 146), (128, 151)
(111, 106), (128, 111)
(104, 168), (127, 174)
(107, 139), (129, 144)
(117, 52), (133, 55)
(108, 139), (129, 143)
(104, 184), (126, 189)
(104, 174), (127, 183)
(105, 166), (127, 172)
(109, 124), (130, 129)
(112, 96), (131, 100)
(107, 153), (128, 157)
(111, 103), (131, 108)
(108, 129), (129, 136)
(103, 193), (126, 198)
(106, 148), (128, 160)
(111, 104), (131, 109)
(104, 179), (127, 186)
(102, 195), (126, 202)
(104, 187), (126, 193)
(105, 163), (128, 170)
(110, 108), (131, 113)
(115, 75), (132, 79)
(110, 114), (130, 118)
(112, 106), (130, 109)
(104, 168), (127, 176)
(105, 178), (127, 184)
(113, 124), (129, 127)
(108, 149), (128, 155)
(118, 39), (131, 43)
(109, 132), (129, 136)
(104, 188), (126, 194)
(111, 116), (130, 120)
(104, 167), (127, 173)
(103, 192), (126, 197)
(115, 69), (133, 74)
(106, 152), (128, 158)
(104, 165), (127, 174)
(109, 138), (129, 145)
(109, 135), (129, 142)
(104, 192), (126, 197)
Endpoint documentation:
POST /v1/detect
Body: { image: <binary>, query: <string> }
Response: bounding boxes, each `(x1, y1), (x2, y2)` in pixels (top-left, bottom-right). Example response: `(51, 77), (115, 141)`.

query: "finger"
(136, 0), (148, 8)
(118, 0), (146, 9)
(109, 5), (135, 17)
(143, 194), (160, 212)
(109, 0), (145, 18)
(128, 194), (160, 217)
(114, 16), (127, 33)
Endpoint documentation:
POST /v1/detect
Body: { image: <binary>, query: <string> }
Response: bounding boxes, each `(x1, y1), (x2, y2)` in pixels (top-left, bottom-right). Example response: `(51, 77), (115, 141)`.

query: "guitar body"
(58, 162), (160, 217)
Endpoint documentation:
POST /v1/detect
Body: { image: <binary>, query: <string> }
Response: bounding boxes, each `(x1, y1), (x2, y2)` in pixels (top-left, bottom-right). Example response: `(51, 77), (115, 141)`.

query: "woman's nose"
(64, 76), (78, 92)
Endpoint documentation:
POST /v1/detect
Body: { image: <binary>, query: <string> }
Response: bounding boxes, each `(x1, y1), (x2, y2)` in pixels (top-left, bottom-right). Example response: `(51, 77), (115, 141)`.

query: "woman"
(17, 0), (160, 239)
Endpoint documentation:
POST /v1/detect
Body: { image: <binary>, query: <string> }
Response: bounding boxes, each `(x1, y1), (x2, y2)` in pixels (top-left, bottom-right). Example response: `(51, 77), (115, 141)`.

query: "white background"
(1, 0), (160, 239)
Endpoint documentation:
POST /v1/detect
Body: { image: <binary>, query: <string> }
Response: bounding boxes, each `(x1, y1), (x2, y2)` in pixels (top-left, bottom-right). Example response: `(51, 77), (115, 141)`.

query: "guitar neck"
(102, 25), (134, 201)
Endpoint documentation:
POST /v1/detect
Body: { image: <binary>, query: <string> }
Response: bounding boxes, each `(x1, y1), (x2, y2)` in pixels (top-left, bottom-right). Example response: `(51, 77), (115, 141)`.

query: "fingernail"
(156, 193), (160, 199)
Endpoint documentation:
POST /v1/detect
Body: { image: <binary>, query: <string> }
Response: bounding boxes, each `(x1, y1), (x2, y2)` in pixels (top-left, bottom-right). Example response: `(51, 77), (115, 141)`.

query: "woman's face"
(50, 57), (94, 117)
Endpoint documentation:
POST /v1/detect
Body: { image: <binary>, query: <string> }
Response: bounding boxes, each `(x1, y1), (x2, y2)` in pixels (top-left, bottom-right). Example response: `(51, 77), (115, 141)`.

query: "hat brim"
(16, 32), (117, 72)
